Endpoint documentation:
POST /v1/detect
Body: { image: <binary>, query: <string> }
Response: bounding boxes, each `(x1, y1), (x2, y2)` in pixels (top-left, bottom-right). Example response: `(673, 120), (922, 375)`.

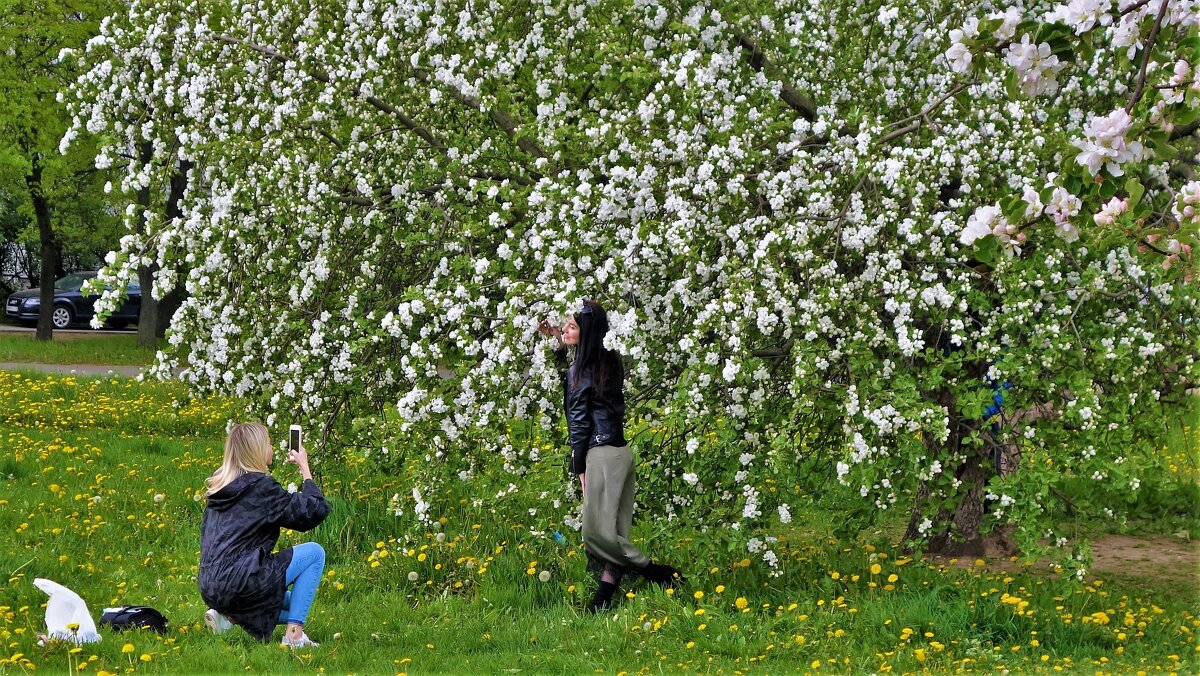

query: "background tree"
(0, 0), (122, 338)
(67, 0), (1197, 573)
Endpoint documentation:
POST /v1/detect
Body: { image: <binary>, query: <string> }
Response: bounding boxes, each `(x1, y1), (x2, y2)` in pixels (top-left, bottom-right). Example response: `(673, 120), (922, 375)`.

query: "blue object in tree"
(983, 372), (1012, 421)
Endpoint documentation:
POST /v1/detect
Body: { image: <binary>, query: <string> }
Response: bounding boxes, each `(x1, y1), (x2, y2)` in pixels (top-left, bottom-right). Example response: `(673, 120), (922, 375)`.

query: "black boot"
(587, 581), (618, 613)
(640, 562), (685, 588)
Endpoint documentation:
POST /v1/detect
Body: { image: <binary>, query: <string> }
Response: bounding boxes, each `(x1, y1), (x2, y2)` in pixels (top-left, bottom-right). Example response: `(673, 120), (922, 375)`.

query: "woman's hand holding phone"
(287, 444), (313, 480)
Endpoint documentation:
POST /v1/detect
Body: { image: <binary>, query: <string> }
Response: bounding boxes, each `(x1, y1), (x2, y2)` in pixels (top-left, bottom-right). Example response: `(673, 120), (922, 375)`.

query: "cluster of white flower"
(1045, 0), (1112, 34)
(959, 204), (1021, 251)
(944, 17), (979, 74)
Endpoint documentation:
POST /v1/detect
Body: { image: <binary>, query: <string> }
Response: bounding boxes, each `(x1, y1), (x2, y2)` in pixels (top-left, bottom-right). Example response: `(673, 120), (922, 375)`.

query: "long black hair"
(570, 299), (621, 393)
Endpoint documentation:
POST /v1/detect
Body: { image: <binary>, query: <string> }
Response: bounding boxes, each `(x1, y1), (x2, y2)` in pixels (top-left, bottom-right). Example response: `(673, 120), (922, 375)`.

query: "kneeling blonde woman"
(198, 422), (330, 647)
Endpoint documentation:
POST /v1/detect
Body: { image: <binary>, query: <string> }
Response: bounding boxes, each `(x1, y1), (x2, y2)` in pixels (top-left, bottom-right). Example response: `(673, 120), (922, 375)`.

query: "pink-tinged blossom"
(1021, 186), (1045, 219)
(1046, 186), (1084, 241)
(1093, 197), (1129, 227)
(1004, 34), (1066, 96)
(1072, 108), (1146, 177)
(961, 204), (1020, 253)
(1163, 60), (1192, 104)
(1045, 0), (1111, 34)
(1173, 181), (1200, 223)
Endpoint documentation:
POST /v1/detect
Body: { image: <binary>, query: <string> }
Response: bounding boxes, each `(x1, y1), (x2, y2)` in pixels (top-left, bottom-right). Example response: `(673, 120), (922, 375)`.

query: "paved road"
(0, 324), (134, 336)
(0, 362), (146, 378)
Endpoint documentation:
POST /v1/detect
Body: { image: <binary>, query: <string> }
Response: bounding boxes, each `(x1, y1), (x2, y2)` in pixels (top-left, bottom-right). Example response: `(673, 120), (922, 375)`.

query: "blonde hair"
(206, 422), (272, 495)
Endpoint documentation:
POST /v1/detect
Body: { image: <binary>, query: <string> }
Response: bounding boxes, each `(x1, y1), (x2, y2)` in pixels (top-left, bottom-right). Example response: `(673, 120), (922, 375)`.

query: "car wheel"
(51, 305), (74, 329)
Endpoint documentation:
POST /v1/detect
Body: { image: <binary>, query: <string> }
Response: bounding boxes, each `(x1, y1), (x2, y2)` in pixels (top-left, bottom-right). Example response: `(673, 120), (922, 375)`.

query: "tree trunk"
(135, 143), (157, 349)
(27, 155), (56, 341)
(154, 159), (192, 338)
(903, 385), (1017, 558)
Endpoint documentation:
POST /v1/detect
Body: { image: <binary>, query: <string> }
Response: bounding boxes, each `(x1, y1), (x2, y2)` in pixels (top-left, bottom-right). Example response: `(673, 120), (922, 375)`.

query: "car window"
(53, 273), (96, 291)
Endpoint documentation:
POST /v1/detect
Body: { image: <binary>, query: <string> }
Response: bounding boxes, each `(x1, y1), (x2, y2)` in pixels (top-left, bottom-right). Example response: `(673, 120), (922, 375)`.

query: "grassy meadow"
(0, 368), (1197, 674)
(0, 332), (156, 366)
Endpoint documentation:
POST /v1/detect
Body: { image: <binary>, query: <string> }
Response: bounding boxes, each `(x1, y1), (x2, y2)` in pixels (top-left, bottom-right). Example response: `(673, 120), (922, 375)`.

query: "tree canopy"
(64, 0), (1198, 572)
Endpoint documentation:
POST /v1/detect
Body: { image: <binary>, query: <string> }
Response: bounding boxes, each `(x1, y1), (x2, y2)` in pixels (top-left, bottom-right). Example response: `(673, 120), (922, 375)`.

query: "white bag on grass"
(33, 578), (102, 644)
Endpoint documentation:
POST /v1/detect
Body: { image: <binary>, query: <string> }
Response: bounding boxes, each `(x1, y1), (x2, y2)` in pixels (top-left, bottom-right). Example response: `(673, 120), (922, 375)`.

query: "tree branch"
(1169, 118), (1199, 141)
(1120, 0), (1153, 15)
(731, 26), (816, 121)
(410, 68), (549, 162)
(1125, 0), (1171, 113)
(879, 81), (976, 144)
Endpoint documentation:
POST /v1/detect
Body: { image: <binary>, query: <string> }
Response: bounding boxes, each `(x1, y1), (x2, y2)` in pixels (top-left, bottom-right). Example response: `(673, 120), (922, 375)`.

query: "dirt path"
(937, 533), (1199, 586)
(1090, 534), (1199, 584)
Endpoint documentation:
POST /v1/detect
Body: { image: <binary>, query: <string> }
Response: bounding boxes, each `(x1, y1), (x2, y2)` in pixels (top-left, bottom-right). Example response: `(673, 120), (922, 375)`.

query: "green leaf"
(1076, 31), (1095, 63)
(1125, 178), (1144, 208)
(1172, 106), (1199, 127)
(1004, 70), (1021, 99)
(1155, 142), (1179, 161)
(973, 235), (1000, 266)
(1179, 36), (1200, 59)
(1000, 197), (1028, 223)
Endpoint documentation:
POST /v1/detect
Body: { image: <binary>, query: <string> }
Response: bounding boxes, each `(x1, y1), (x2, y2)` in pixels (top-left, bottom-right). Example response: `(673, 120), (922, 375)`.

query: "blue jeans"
(277, 542), (324, 626)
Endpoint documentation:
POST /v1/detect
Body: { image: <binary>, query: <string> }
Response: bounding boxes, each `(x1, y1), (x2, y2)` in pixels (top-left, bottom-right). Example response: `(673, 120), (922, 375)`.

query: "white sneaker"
(204, 609), (233, 635)
(281, 632), (319, 649)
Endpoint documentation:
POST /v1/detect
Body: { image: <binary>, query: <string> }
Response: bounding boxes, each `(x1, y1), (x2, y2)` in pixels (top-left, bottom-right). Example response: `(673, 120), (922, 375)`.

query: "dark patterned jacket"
(198, 472), (329, 641)
(565, 356), (627, 475)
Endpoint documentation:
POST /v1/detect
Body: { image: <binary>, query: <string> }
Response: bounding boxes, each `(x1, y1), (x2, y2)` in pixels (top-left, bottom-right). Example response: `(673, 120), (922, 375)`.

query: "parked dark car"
(4, 272), (140, 329)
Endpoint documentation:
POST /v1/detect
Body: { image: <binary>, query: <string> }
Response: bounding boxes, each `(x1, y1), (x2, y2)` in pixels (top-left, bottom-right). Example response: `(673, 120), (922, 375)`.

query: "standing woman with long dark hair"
(542, 299), (684, 612)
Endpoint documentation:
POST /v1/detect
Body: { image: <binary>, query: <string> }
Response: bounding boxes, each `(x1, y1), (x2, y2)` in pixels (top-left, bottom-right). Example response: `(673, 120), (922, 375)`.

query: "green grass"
(0, 370), (1196, 674)
(0, 332), (159, 366)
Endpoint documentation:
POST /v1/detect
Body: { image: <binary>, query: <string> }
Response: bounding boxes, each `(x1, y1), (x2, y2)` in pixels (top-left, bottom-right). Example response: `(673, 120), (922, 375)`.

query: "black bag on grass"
(99, 606), (169, 634)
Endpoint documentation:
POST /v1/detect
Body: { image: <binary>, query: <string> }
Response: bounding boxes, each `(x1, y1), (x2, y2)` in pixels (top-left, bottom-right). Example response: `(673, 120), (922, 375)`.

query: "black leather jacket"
(565, 359), (627, 475)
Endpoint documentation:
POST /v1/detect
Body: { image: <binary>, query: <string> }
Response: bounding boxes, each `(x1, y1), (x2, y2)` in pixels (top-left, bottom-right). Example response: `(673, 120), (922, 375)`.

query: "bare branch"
(1126, 0), (1171, 113)
(879, 80), (976, 144)
(1120, 0), (1153, 15)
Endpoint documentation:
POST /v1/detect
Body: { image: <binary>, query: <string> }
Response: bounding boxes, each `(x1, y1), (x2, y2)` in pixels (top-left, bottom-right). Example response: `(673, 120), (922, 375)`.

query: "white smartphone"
(289, 425), (302, 453)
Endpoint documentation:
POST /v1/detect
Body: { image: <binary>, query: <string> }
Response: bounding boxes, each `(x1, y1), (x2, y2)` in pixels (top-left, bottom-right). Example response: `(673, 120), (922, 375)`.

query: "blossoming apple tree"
(63, 0), (1197, 571)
